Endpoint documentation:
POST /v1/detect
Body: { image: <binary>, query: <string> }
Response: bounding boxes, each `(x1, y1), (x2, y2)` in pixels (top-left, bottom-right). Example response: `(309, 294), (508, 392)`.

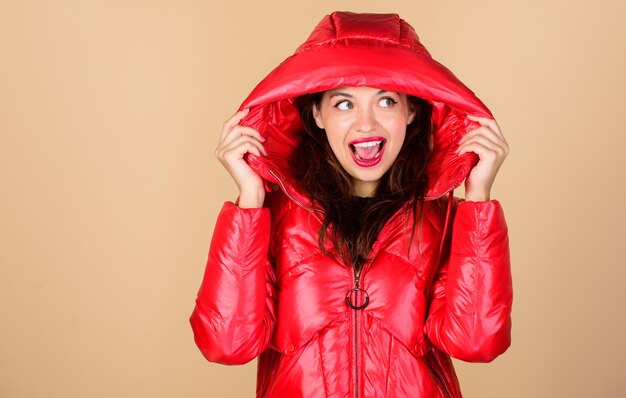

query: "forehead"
(324, 86), (404, 99)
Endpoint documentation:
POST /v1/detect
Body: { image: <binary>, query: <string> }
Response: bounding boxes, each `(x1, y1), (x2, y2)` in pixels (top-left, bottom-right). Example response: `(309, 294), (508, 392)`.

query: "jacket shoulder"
(264, 187), (290, 219)
(423, 195), (462, 232)
(263, 187), (296, 240)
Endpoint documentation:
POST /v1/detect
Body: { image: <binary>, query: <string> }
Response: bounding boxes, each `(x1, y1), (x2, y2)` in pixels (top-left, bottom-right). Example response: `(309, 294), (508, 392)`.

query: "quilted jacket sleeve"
(189, 200), (277, 365)
(424, 198), (512, 362)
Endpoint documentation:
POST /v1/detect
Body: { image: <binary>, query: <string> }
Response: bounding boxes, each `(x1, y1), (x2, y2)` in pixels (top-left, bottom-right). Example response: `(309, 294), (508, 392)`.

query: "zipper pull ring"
(345, 287), (369, 310)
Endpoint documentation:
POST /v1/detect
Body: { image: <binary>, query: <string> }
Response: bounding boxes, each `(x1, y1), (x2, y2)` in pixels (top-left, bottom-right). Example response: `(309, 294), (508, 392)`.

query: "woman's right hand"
(215, 108), (267, 208)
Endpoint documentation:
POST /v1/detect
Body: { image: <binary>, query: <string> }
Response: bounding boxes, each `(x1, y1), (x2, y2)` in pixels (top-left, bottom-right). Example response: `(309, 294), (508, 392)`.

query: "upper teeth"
(353, 140), (382, 148)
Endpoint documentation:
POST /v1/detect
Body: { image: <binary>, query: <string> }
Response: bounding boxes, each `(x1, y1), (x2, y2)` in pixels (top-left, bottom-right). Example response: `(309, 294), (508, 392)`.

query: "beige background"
(1, 0), (625, 397)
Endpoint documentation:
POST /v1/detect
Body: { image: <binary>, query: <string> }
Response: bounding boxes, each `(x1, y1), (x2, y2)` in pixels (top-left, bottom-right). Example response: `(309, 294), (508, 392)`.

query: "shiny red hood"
(236, 11), (493, 204)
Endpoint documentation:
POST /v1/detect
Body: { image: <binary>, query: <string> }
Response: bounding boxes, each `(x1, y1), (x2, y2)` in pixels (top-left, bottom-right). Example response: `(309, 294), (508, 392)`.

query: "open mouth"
(349, 138), (386, 163)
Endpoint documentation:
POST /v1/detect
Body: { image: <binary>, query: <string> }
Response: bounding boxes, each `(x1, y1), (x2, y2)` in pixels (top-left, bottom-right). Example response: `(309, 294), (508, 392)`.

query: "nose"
(353, 106), (377, 133)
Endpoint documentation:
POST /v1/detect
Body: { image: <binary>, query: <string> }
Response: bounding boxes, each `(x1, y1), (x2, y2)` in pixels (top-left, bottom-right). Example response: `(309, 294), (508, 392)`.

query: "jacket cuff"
(223, 200), (268, 214)
(210, 201), (271, 271)
(452, 199), (507, 256)
(455, 199), (505, 225)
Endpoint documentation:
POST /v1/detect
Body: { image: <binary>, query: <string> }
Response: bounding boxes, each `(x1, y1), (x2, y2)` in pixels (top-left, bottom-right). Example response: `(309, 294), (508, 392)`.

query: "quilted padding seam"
(385, 334), (394, 398)
(275, 250), (326, 282)
(470, 204), (489, 338)
(318, 335), (330, 398)
(296, 37), (422, 55)
(376, 249), (428, 285)
(229, 210), (259, 355)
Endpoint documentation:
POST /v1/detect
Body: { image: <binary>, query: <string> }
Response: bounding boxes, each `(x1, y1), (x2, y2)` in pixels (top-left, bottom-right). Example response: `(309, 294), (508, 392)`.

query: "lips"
(348, 136), (386, 167)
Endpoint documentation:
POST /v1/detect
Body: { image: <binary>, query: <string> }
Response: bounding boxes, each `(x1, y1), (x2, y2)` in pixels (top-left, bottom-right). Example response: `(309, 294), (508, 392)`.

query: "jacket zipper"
(351, 266), (361, 398)
(424, 182), (459, 201)
(346, 264), (371, 398)
(354, 296), (359, 398)
(268, 169), (323, 223)
(428, 363), (451, 398)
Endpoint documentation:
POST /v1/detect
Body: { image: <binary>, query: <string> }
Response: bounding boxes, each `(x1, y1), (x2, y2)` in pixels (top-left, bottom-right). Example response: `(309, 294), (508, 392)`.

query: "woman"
(190, 11), (512, 398)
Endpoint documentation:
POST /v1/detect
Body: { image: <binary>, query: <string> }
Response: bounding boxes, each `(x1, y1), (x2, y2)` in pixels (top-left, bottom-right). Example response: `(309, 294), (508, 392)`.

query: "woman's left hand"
(456, 115), (509, 201)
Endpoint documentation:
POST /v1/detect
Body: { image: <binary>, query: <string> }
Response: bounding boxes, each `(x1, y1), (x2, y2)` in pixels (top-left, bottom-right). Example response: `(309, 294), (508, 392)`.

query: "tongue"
(354, 144), (379, 160)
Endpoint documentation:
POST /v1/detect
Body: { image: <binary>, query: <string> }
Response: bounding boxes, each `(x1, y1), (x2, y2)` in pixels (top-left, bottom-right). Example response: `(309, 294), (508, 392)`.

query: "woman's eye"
(379, 97), (397, 107)
(334, 100), (352, 110)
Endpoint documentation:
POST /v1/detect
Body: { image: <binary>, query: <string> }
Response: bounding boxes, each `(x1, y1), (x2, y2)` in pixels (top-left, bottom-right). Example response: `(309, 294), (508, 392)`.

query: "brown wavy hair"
(292, 92), (433, 272)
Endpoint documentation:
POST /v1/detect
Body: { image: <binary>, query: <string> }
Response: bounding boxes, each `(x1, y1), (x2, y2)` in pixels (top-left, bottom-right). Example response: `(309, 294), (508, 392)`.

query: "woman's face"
(312, 86), (415, 197)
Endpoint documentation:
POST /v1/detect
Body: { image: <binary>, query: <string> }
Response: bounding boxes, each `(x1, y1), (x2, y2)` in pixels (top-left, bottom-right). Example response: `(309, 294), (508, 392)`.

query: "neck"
(353, 180), (378, 197)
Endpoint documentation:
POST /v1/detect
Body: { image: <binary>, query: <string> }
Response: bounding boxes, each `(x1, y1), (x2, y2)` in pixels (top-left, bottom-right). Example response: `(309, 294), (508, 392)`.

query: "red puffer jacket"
(190, 11), (512, 398)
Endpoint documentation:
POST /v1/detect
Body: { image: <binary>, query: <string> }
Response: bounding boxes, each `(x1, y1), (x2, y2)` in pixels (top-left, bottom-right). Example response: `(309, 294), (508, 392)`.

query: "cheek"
(324, 129), (347, 156)
(324, 114), (351, 131)
(323, 117), (350, 148)
(385, 120), (409, 144)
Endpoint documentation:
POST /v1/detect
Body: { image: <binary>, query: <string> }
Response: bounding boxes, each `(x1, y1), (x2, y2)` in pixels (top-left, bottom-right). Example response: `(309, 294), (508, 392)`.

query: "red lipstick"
(348, 136), (386, 167)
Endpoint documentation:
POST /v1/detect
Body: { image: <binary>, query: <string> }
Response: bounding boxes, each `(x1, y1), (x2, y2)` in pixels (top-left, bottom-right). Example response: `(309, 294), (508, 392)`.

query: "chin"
(349, 167), (389, 185)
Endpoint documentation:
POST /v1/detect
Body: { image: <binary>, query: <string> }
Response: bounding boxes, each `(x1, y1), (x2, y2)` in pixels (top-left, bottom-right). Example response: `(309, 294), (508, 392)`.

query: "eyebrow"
(329, 89), (388, 99)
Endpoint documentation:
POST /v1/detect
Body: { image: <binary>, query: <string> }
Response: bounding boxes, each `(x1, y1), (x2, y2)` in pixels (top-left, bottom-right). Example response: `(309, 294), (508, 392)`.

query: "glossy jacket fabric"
(190, 11), (512, 398)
